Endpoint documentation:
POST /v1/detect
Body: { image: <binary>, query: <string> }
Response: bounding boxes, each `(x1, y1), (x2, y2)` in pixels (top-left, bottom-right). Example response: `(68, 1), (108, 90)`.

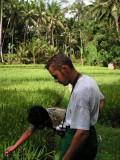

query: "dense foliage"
(0, 0), (120, 66)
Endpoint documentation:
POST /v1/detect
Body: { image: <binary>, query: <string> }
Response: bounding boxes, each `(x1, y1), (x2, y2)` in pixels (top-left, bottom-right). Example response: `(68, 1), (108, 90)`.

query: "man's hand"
(5, 130), (33, 156)
(5, 146), (15, 156)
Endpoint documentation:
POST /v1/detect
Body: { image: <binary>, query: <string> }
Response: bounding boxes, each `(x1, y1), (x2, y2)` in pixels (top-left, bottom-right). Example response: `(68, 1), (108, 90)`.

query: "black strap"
(62, 72), (81, 128)
(72, 72), (81, 93)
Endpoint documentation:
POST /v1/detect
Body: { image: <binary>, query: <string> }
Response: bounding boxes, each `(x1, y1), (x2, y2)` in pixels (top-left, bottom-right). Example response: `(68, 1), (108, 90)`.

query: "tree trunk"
(69, 32), (71, 58)
(80, 29), (83, 65)
(56, 31), (57, 47)
(23, 21), (28, 50)
(3, 18), (10, 47)
(0, 0), (4, 62)
(11, 26), (14, 55)
(51, 27), (54, 47)
(78, 14), (83, 65)
(33, 54), (36, 64)
(65, 34), (68, 56)
(56, 30), (59, 53)
(38, 20), (41, 39)
(112, 4), (120, 41)
(58, 40), (59, 53)
(114, 16), (120, 41)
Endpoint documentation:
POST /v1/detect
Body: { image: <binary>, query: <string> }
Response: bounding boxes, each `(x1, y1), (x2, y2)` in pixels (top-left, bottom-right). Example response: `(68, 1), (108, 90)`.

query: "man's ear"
(61, 65), (69, 73)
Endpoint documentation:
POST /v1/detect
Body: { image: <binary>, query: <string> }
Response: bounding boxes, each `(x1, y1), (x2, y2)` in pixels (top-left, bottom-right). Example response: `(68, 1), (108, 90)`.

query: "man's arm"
(62, 129), (89, 160)
(5, 130), (33, 156)
(99, 98), (105, 112)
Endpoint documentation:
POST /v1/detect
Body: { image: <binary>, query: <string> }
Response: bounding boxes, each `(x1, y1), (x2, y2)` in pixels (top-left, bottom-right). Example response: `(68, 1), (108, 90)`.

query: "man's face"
(48, 65), (70, 86)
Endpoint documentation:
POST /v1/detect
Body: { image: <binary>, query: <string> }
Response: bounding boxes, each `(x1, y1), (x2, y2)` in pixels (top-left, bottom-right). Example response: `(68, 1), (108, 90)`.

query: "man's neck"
(69, 70), (79, 85)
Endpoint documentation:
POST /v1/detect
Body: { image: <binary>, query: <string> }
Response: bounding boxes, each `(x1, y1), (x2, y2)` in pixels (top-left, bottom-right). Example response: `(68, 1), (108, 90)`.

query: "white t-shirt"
(64, 75), (104, 130)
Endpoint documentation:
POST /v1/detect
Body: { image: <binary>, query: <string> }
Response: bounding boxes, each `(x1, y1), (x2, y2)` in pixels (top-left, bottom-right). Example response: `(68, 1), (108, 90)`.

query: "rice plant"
(0, 64), (120, 160)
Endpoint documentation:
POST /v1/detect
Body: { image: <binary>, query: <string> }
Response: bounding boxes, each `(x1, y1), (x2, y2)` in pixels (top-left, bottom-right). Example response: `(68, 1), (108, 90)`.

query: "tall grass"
(0, 65), (65, 160)
(0, 64), (120, 160)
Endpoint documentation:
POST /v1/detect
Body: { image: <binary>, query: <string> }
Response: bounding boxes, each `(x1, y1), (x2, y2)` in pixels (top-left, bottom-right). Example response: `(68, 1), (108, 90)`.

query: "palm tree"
(35, 0), (47, 39)
(2, 0), (25, 56)
(46, 45), (57, 57)
(20, 0), (36, 46)
(16, 44), (28, 63)
(69, 0), (85, 63)
(28, 38), (47, 64)
(47, 1), (65, 47)
(91, 0), (120, 41)
(0, 0), (4, 62)
(8, 0), (22, 54)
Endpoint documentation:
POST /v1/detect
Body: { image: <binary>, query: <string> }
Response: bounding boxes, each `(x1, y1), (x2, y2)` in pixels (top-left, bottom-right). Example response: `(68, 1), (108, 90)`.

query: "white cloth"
(64, 75), (104, 130)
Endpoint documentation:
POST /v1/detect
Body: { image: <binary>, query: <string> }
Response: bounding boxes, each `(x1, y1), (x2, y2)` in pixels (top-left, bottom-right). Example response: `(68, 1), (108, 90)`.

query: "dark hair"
(27, 106), (51, 126)
(45, 54), (74, 70)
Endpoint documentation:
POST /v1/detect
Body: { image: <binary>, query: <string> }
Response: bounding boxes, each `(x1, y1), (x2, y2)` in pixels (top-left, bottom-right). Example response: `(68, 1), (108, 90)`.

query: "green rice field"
(0, 64), (120, 160)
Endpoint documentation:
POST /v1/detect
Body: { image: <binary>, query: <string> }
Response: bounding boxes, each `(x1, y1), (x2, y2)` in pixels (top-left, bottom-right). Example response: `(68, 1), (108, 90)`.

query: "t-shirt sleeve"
(71, 105), (90, 130)
(48, 108), (66, 129)
(70, 91), (90, 130)
(99, 91), (104, 100)
(28, 124), (37, 132)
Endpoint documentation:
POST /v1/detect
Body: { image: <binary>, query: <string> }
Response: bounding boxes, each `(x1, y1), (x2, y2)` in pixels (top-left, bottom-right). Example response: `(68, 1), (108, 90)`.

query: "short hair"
(45, 54), (74, 70)
(27, 106), (51, 126)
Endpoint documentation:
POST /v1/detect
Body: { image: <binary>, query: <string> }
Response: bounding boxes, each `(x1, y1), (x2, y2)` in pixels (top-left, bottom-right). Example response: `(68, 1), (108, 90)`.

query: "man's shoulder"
(28, 124), (36, 132)
(73, 75), (94, 96)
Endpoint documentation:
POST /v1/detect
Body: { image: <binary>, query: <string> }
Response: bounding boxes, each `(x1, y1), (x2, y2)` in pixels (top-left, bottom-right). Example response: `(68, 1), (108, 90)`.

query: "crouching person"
(5, 106), (66, 156)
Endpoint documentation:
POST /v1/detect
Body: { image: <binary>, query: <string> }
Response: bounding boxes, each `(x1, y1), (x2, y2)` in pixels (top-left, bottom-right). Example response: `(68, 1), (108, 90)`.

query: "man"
(45, 54), (105, 160)
(5, 105), (66, 156)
